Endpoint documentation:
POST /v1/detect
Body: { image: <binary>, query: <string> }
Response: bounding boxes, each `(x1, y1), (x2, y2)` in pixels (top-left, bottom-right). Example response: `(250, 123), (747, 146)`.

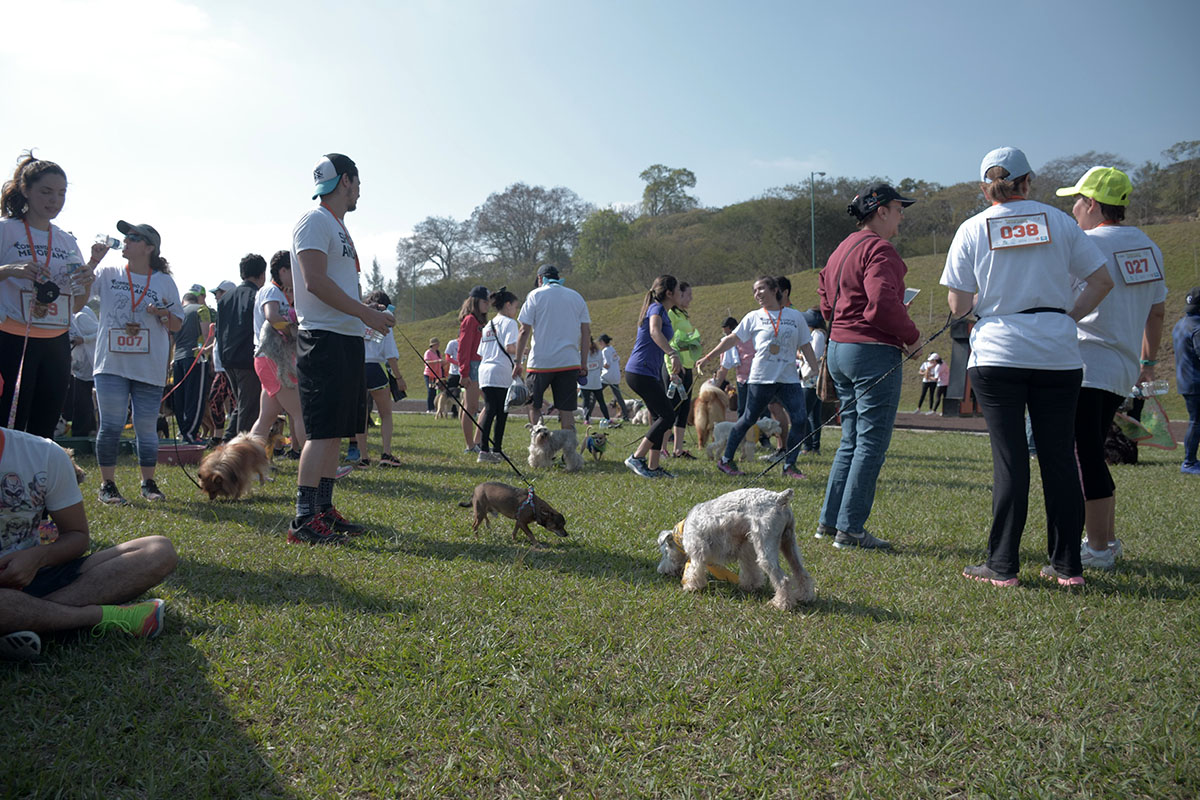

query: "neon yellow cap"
(1055, 166), (1132, 206)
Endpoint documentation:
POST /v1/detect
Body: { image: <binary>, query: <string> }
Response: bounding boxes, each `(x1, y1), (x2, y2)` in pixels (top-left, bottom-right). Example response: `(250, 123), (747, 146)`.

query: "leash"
(5, 315), (36, 428)
(752, 311), (967, 479)
(393, 325), (535, 488)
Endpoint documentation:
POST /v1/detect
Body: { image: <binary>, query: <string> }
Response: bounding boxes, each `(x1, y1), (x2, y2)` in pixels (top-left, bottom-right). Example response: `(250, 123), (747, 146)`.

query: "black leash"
(393, 326), (535, 488)
(752, 311), (967, 479)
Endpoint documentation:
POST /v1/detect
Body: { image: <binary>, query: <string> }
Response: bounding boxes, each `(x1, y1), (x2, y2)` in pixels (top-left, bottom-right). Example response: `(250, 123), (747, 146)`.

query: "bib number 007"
(108, 328), (150, 354)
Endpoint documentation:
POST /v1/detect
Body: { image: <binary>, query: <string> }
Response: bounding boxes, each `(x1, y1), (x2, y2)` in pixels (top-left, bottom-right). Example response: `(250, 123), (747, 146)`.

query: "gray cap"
(537, 264), (560, 280)
(116, 220), (161, 250)
(980, 147), (1034, 183)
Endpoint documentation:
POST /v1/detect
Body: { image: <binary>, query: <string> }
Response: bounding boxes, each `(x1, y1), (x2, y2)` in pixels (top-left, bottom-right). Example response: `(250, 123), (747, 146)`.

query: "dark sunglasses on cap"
(124, 233), (149, 244)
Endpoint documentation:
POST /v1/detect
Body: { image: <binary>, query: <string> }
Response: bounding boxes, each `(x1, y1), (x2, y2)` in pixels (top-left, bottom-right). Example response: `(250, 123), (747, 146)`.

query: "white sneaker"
(1110, 538), (1124, 559)
(1080, 543), (1115, 570)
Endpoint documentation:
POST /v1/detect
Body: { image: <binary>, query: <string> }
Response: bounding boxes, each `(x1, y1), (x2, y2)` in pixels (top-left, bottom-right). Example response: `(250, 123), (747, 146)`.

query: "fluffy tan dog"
(693, 381), (732, 450)
(196, 433), (272, 500)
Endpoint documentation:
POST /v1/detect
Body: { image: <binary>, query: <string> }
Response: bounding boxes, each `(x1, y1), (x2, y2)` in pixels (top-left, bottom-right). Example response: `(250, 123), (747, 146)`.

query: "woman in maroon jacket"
(455, 285), (488, 452)
(815, 184), (921, 550)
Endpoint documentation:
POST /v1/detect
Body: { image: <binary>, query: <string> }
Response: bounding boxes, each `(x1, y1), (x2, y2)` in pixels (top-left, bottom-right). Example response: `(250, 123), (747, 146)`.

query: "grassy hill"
(393, 220), (1200, 416)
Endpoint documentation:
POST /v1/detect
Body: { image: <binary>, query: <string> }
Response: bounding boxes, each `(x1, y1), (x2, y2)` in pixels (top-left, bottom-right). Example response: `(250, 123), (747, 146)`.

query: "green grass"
(5, 417), (1198, 798)
(393, 220), (1200, 419)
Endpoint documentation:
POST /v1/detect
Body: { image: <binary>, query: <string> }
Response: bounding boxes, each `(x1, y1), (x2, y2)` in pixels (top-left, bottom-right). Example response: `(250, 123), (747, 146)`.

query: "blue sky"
(2, 0), (1196, 293)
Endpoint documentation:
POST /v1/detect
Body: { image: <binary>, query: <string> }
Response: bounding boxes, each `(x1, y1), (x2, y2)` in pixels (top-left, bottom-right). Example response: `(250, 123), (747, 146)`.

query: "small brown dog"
(434, 389), (454, 419)
(197, 432), (272, 500)
(458, 481), (568, 545)
(693, 380), (733, 450)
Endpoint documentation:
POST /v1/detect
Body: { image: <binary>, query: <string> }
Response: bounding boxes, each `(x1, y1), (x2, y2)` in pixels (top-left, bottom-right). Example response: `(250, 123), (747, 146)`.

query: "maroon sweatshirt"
(818, 230), (919, 348)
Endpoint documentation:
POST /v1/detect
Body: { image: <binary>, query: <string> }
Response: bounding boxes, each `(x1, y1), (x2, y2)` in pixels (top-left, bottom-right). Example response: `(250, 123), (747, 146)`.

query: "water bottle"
(366, 305), (395, 343)
(667, 377), (683, 400)
(96, 234), (121, 251)
(1134, 379), (1169, 397)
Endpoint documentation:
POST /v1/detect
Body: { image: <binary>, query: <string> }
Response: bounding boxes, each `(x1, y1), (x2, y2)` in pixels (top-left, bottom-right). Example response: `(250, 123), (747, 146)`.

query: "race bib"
(19, 291), (69, 328)
(1113, 247), (1163, 285)
(108, 327), (149, 354)
(986, 213), (1051, 250)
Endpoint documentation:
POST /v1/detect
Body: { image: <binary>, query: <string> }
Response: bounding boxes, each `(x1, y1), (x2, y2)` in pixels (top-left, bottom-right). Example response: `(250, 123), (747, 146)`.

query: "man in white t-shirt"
(287, 154), (394, 545)
(512, 264), (591, 431)
(0, 427), (178, 658)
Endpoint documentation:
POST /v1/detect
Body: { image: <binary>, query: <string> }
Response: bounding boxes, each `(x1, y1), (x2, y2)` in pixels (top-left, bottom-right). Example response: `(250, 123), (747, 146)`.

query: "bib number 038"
(986, 213), (1051, 250)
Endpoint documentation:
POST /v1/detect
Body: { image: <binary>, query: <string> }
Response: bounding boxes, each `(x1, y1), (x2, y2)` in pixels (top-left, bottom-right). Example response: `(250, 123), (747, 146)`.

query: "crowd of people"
(2, 145), (1198, 657)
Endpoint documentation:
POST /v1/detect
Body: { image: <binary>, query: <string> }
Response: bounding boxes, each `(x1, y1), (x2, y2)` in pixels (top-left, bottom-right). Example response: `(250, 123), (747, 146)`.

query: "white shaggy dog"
(706, 417), (782, 460)
(656, 488), (815, 610)
(631, 407), (652, 426)
(527, 423), (584, 472)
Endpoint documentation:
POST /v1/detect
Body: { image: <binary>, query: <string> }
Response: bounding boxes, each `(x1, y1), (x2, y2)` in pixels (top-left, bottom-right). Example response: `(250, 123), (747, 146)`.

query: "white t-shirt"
(720, 345), (740, 371)
(0, 428), (83, 558)
(445, 339), (460, 376)
(941, 199), (1105, 370)
(0, 219), (87, 332)
(517, 282), (591, 371)
(478, 315), (518, 389)
(1076, 225), (1169, 396)
(583, 349), (603, 390)
(733, 306), (810, 384)
(800, 329), (827, 387)
(69, 307), (99, 380)
(601, 345), (622, 384)
(89, 265), (182, 386)
(291, 206), (361, 337)
(253, 283), (290, 349)
(363, 331), (399, 365)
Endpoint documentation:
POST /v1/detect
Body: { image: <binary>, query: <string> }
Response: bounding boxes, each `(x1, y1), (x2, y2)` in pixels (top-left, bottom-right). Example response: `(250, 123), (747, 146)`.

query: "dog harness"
(670, 520), (740, 584)
(585, 431), (607, 455)
(519, 487), (536, 514)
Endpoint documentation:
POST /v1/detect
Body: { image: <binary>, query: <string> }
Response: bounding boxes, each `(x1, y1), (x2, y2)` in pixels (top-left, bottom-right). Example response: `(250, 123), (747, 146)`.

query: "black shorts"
(530, 369), (579, 411)
(22, 555), (87, 598)
(364, 362), (388, 391)
(297, 329), (367, 440)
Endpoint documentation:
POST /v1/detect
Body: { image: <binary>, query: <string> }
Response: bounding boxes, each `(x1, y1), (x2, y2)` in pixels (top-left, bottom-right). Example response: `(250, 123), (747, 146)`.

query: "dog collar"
(520, 487), (536, 512)
(671, 520), (739, 584)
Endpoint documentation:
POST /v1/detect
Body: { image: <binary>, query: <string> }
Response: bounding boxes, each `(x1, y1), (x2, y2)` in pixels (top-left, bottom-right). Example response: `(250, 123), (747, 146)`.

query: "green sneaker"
(94, 599), (165, 638)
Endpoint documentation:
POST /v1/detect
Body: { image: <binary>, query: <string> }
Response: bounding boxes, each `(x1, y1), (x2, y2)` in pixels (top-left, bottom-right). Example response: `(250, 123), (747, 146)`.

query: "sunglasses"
(124, 233), (149, 244)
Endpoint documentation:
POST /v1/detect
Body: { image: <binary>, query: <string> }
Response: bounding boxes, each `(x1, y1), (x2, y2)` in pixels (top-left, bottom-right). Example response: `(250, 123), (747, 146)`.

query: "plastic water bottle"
(96, 234), (121, 251)
(667, 377), (683, 400)
(366, 305), (395, 343)
(1134, 379), (1169, 397)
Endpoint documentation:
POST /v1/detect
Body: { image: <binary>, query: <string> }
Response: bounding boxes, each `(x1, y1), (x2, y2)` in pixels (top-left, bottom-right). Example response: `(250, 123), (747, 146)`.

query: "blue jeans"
(819, 341), (903, 534)
(1184, 394), (1199, 464)
(94, 373), (162, 468)
(723, 382), (807, 470)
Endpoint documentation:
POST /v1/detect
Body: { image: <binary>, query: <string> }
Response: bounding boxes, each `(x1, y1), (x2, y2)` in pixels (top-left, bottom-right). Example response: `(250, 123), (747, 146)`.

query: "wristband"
(1140, 359), (1157, 366)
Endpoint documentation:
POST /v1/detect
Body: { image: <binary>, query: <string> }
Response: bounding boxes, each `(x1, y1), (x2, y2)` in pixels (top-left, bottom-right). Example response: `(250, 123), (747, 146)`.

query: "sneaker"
(717, 459), (745, 476)
(833, 529), (892, 550)
(1040, 565), (1084, 587)
(624, 454), (654, 478)
(98, 480), (128, 506)
(324, 507), (365, 536)
(814, 523), (836, 540)
(378, 452), (401, 467)
(1080, 544), (1115, 571)
(758, 449), (785, 463)
(477, 451), (501, 463)
(649, 467), (676, 479)
(962, 563), (1019, 587)
(333, 465), (354, 480)
(1181, 461), (1200, 475)
(140, 479), (166, 502)
(286, 514), (347, 545)
(284, 448), (302, 460)
(1110, 538), (1124, 559)
(354, 458), (371, 470)
(465, 444), (481, 454)
(599, 419), (611, 428)
(346, 446), (361, 463)
(782, 467), (807, 480)
(0, 630), (41, 661)
(94, 599), (165, 638)
(671, 450), (697, 460)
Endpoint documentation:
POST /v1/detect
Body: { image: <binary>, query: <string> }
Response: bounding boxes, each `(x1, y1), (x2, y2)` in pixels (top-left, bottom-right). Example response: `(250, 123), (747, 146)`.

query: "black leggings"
(626, 371), (674, 449)
(479, 386), (509, 453)
(917, 381), (936, 409)
(932, 385), (947, 412)
(671, 368), (693, 427)
(1074, 387), (1123, 500)
(0, 330), (70, 438)
(581, 388), (610, 421)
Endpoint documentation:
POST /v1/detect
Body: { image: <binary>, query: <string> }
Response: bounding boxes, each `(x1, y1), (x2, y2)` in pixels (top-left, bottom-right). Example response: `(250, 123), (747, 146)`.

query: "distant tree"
(471, 183), (592, 272)
(367, 257), (385, 293)
(1151, 140), (1200, 217)
(396, 216), (475, 282)
(1033, 151), (1132, 211)
(574, 209), (632, 279)
(639, 164), (699, 216)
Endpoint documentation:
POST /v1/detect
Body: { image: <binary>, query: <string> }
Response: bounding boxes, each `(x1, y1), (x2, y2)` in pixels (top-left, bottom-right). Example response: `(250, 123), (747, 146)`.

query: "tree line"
(370, 140), (1200, 321)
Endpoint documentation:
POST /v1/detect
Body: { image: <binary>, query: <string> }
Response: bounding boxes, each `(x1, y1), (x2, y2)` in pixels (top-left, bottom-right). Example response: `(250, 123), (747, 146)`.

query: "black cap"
(802, 308), (825, 330)
(537, 264), (560, 280)
(598, 334), (612, 343)
(847, 184), (916, 221)
(116, 220), (162, 250)
(1186, 286), (1200, 313)
(468, 285), (489, 300)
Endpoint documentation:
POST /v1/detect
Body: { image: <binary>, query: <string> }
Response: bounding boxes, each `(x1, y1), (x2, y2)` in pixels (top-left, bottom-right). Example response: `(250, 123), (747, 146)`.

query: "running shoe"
(1080, 543), (1115, 571)
(782, 467), (807, 480)
(1181, 461), (1200, 475)
(814, 523), (836, 540)
(962, 563), (1019, 587)
(717, 459), (745, 476)
(378, 452), (401, 467)
(334, 465), (354, 480)
(624, 455), (654, 478)
(464, 444), (481, 454)
(0, 631), (41, 661)
(324, 507), (365, 536)
(98, 480), (129, 506)
(476, 451), (502, 463)
(649, 467), (676, 479)
(354, 458), (371, 470)
(671, 450), (697, 460)
(1110, 538), (1124, 559)
(1040, 565), (1085, 587)
(286, 514), (347, 545)
(833, 529), (891, 550)
(93, 599), (165, 638)
(140, 479), (166, 502)
(346, 446), (361, 463)
(284, 448), (302, 460)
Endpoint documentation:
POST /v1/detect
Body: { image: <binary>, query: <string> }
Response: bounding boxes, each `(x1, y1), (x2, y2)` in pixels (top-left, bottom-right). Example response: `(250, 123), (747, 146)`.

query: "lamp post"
(810, 171), (826, 270)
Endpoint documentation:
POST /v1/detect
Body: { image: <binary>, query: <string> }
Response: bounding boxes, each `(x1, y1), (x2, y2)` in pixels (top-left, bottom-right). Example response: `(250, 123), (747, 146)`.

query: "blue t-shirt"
(625, 302), (673, 378)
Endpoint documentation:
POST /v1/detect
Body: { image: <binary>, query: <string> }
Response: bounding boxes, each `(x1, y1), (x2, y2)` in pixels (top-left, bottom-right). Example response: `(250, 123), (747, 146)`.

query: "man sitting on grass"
(0, 427), (178, 660)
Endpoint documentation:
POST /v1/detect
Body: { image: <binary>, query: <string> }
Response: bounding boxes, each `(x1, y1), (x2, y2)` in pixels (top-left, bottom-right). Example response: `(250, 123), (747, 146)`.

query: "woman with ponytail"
(622, 275), (683, 478)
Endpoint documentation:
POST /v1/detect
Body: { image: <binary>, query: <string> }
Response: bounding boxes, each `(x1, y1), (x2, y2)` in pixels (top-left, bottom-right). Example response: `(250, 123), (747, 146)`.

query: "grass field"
(5, 416), (1198, 798)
